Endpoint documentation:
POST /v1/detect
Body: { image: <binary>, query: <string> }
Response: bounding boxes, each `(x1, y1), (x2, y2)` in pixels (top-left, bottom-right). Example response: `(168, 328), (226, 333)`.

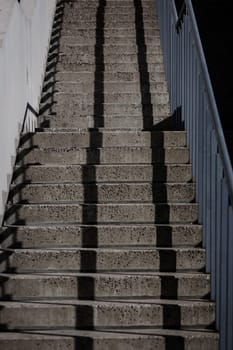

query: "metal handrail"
(186, 0), (233, 204)
(156, 1), (233, 349)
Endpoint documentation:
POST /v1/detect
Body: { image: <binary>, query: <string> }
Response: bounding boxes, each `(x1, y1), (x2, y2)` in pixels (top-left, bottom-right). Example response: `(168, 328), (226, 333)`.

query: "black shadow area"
(77, 0), (106, 346)
(134, 0), (183, 338)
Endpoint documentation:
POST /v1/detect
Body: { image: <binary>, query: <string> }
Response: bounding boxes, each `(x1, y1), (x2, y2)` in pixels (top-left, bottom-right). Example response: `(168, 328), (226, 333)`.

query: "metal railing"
(156, 1), (233, 349)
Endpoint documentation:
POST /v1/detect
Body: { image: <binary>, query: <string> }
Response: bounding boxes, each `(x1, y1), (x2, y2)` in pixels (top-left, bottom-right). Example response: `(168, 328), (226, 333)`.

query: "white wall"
(0, 0), (57, 223)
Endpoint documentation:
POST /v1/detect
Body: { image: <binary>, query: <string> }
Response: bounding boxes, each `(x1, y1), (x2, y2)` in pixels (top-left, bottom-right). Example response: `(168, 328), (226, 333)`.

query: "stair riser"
(51, 82), (167, 94)
(57, 53), (163, 64)
(49, 92), (169, 105)
(58, 35), (160, 45)
(0, 302), (215, 329)
(0, 249), (205, 272)
(59, 24), (160, 35)
(0, 275), (210, 299)
(46, 116), (172, 129)
(13, 165), (192, 184)
(61, 1), (157, 8)
(4, 204), (198, 225)
(60, 20), (158, 28)
(58, 44), (162, 55)
(21, 132), (185, 148)
(62, 12), (158, 22)
(11, 183), (195, 204)
(17, 148), (189, 166)
(0, 338), (165, 350)
(0, 335), (219, 350)
(0, 225), (203, 249)
(60, 28), (159, 37)
(55, 71), (166, 83)
(56, 62), (165, 73)
(45, 103), (170, 118)
(62, 6), (157, 13)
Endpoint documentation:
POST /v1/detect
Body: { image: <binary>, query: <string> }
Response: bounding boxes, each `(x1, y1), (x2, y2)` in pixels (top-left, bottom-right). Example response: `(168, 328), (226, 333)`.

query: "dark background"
(175, 0), (233, 159)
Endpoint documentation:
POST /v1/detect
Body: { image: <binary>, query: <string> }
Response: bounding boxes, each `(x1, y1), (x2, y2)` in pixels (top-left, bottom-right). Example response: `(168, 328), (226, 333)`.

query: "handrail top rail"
(174, 0), (233, 203)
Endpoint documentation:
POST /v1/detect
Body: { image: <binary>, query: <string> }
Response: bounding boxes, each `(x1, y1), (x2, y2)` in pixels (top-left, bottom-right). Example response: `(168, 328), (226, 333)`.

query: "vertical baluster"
(219, 177), (229, 350)
(210, 134), (217, 288)
(227, 204), (233, 350)
(215, 154), (223, 329)
(205, 114), (212, 270)
(202, 105), (207, 247)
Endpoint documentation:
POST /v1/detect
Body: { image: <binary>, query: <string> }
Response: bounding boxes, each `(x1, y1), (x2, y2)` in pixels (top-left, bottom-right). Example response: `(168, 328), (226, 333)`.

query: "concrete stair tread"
(12, 164), (193, 185)
(0, 328), (218, 338)
(55, 71), (166, 82)
(20, 131), (186, 148)
(1, 246), (205, 272)
(0, 272), (209, 278)
(4, 247), (205, 252)
(4, 203), (198, 225)
(1, 223), (202, 249)
(0, 299), (215, 330)
(16, 146), (190, 166)
(0, 271), (210, 300)
(9, 182), (195, 204)
(55, 63), (165, 73)
(18, 146), (188, 151)
(0, 329), (219, 350)
(0, 298), (213, 306)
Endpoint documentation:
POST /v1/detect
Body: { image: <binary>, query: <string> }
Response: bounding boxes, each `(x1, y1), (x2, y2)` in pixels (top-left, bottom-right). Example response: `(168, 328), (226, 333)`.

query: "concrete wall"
(0, 0), (57, 223)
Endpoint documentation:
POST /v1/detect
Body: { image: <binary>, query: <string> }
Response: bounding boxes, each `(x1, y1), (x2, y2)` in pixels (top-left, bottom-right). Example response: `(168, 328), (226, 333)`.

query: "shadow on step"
(75, 0), (106, 346)
(135, 0), (182, 313)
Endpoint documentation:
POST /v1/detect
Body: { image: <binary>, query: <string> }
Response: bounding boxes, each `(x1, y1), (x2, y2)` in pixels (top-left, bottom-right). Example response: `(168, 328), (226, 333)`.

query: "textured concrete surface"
(17, 147), (190, 165)
(5, 203), (199, 225)
(0, 224), (203, 249)
(13, 164), (193, 184)
(11, 182), (195, 203)
(0, 272), (210, 299)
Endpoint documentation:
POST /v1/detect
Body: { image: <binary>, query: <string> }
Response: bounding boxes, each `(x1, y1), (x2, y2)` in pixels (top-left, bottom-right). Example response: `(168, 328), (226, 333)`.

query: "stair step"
(16, 147), (189, 165)
(51, 81), (167, 94)
(0, 299), (215, 329)
(4, 203), (198, 225)
(62, 13), (157, 22)
(0, 272), (210, 299)
(55, 71), (166, 83)
(44, 101), (169, 118)
(48, 92), (169, 105)
(10, 183), (195, 204)
(1, 224), (202, 249)
(20, 131), (186, 148)
(13, 164), (193, 184)
(44, 115), (171, 129)
(63, 6), (156, 14)
(0, 329), (219, 350)
(58, 34), (160, 45)
(58, 44), (162, 55)
(0, 247), (205, 272)
(57, 52), (163, 64)
(60, 21), (158, 29)
(55, 62), (165, 73)
(60, 28), (159, 37)
(61, 0), (156, 8)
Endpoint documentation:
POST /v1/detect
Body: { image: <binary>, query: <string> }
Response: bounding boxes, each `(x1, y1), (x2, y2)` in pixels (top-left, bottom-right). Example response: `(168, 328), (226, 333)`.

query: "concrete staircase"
(0, 0), (218, 349)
